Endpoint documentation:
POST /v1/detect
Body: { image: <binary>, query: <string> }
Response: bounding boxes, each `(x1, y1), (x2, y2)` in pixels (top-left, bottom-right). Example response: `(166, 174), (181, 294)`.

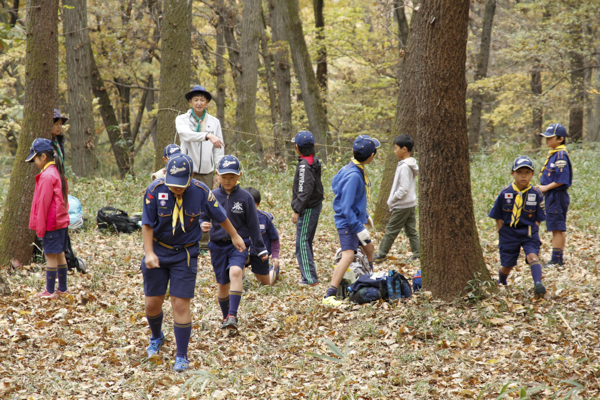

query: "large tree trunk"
(155, 0), (191, 171)
(222, 0), (240, 93)
(372, 2), (410, 229)
(234, 0), (263, 155)
(568, 25), (584, 142)
(313, 0), (327, 94)
(412, 0), (491, 300)
(279, 0), (328, 161)
(63, 0), (96, 177)
(530, 63), (543, 149)
(259, 8), (280, 155)
(587, 48), (600, 142)
(269, 0), (293, 160)
(0, 0), (59, 267)
(468, 0), (496, 152)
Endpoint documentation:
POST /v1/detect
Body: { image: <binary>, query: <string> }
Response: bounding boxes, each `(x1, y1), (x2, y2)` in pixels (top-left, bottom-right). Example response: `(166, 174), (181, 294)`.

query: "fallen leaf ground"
(1, 147), (599, 399)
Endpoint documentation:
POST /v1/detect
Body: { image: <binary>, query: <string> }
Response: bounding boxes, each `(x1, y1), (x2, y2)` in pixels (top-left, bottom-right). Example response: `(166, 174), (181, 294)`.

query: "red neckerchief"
(300, 155), (314, 165)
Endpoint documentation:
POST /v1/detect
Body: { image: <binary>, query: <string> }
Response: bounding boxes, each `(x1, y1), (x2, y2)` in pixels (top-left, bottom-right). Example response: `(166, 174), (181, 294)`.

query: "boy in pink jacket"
(27, 138), (70, 299)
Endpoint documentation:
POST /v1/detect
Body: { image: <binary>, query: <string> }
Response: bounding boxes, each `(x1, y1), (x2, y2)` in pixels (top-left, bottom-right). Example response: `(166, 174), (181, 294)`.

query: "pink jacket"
(29, 164), (70, 238)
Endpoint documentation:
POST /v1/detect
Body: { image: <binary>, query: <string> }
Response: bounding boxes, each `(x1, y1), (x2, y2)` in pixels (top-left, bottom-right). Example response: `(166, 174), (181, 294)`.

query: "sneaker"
(242, 277), (250, 292)
(410, 255), (420, 261)
(543, 260), (564, 268)
(173, 356), (190, 372)
(322, 295), (343, 306)
(222, 315), (238, 330)
(146, 332), (165, 358)
(37, 289), (58, 299)
(534, 282), (546, 299)
(56, 289), (70, 296)
(373, 254), (387, 264)
(269, 265), (280, 284)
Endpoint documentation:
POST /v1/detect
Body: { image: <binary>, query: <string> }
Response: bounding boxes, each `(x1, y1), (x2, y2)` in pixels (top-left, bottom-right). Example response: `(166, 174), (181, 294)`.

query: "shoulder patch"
(149, 178), (165, 192)
(555, 160), (567, 168)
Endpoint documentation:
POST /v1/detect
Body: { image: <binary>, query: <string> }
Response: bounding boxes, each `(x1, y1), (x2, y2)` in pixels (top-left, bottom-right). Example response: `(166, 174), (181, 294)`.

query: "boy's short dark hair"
(394, 134), (414, 152)
(298, 145), (315, 156)
(245, 187), (261, 205)
(353, 149), (377, 162)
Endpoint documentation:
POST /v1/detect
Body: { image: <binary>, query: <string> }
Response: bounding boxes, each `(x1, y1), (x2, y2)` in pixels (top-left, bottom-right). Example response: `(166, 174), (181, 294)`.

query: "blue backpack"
(348, 270), (412, 304)
(412, 270), (422, 292)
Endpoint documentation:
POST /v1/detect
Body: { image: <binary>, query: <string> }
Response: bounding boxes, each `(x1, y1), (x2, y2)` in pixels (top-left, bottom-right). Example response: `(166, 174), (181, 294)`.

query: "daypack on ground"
(348, 270), (412, 304)
(413, 269), (422, 292)
(96, 207), (140, 233)
(333, 247), (372, 278)
(68, 195), (84, 230)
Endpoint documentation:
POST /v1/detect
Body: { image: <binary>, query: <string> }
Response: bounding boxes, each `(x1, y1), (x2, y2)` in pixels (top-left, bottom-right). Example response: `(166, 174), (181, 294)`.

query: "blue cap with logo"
(185, 85), (212, 102)
(292, 130), (315, 147)
(26, 138), (54, 162)
(217, 155), (241, 176)
(539, 123), (568, 138)
(512, 156), (535, 171)
(53, 109), (68, 124)
(165, 154), (193, 187)
(163, 144), (181, 159)
(353, 135), (381, 158)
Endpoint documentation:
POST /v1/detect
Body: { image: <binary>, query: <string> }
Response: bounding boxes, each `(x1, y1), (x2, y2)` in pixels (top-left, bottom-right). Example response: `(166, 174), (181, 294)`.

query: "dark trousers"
(295, 203), (322, 285)
(193, 172), (214, 249)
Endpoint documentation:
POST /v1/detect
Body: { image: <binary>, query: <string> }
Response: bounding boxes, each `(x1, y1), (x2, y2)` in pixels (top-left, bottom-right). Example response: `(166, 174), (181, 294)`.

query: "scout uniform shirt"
(489, 185), (546, 236)
(539, 149), (572, 191)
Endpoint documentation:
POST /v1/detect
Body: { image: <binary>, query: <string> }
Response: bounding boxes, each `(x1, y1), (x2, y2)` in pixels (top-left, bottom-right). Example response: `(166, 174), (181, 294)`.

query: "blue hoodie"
(332, 161), (369, 234)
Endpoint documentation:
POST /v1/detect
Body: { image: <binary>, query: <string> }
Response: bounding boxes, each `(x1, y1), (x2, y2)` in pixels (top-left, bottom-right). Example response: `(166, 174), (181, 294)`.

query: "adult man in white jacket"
(374, 134), (420, 263)
(176, 85), (225, 253)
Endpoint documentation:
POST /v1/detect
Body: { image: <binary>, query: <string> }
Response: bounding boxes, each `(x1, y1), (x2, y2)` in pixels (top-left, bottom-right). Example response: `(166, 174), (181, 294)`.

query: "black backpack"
(96, 207), (140, 233)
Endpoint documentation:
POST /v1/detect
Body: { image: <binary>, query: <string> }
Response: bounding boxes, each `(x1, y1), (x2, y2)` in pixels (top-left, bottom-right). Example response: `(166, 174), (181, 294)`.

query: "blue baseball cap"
(165, 154), (193, 187)
(539, 123), (568, 138)
(353, 135), (381, 158)
(185, 85), (212, 102)
(292, 130), (315, 147)
(217, 155), (241, 175)
(512, 156), (535, 171)
(53, 109), (68, 124)
(163, 144), (181, 158)
(26, 138), (54, 162)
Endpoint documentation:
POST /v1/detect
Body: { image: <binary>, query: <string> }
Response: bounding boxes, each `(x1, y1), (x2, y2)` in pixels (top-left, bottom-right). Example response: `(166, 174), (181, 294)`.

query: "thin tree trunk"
(568, 23), (584, 142)
(313, 0), (327, 94)
(260, 8), (280, 155)
(145, 74), (158, 145)
(0, 0), (59, 267)
(588, 49), (600, 142)
(468, 0), (496, 152)
(279, 0), (328, 161)
(115, 79), (134, 172)
(269, 0), (293, 160)
(530, 64), (543, 149)
(215, 6), (226, 130)
(234, 0), (263, 155)
(156, 0), (191, 171)
(412, 0), (491, 300)
(63, 0), (96, 177)
(222, 0), (240, 94)
(8, 0), (19, 27)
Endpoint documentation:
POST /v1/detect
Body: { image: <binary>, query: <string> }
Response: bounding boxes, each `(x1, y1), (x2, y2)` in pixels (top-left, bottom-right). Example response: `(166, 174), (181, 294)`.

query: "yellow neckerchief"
(539, 144), (567, 178)
(510, 182), (532, 228)
(351, 158), (371, 201)
(169, 188), (185, 235)
(42, 161), (56, 172)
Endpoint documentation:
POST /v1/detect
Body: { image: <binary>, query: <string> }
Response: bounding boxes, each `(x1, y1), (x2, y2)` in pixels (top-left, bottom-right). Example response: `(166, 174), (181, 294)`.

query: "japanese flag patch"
(504, 193), (513, 199)
(159, 193), (168, 200)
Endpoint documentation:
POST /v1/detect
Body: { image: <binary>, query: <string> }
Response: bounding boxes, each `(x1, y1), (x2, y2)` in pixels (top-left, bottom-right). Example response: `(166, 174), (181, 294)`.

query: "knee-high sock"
(174, 321), (192, 359)
(228, 291), (243, 317)
(46, 266), (57, 293)
(217, 295), (229, 319)
(57, 264), (68, 292)
(146, 311), (163, 339)
(498, 269), (508, 285)
(325, 285), (338, 298)
(551, 248), (562, 264)
(530, 262), (543, 284)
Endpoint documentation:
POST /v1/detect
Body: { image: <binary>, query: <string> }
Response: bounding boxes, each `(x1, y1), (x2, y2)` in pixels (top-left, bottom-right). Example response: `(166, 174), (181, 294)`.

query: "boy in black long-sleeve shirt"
(290, 131), (324, 286)
(201, 155), (267, 330)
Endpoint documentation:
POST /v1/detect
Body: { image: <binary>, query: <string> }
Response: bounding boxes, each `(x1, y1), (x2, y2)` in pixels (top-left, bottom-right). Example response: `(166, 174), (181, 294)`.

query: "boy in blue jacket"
(201, 156), (268, 330)
(323, 135), (380, 306)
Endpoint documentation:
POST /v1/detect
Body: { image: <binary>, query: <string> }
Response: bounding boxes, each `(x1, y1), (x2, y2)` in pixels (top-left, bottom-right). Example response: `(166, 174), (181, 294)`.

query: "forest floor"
(0, 146), (599, 399)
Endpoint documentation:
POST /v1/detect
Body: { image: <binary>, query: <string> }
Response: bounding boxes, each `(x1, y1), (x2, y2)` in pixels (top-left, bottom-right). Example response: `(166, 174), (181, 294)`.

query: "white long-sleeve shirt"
(175, 110), (224, 174)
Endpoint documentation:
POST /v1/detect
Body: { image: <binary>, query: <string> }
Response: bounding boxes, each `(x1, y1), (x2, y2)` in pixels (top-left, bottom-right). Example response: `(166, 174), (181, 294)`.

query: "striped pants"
(295, 204), (322, 285)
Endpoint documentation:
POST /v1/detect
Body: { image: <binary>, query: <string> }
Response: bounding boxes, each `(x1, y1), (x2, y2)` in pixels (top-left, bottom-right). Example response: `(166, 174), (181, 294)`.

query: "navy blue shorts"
(208, 240), (248, 285)
(42, 227), (68, 254)
(246, 255), (270, 276)
(498, 225), (541, 267)
(337, 229), (371, 252)
(545, 190), (569, 232)
(141, 253), (198, 299)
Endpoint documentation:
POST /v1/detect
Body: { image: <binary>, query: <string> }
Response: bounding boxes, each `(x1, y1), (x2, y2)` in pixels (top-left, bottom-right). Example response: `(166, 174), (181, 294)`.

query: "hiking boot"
(173, 356), (190, 372)
(37, 289), (58, 299)
(222, 315), (238, 330)
(322, 295), (343, 306)
(373, 254), (387, 264)
(56, 289), (70, 296)
(534, 282), (546, 299)
(146, 332), (165, 358)
(242, 276), (250, 292)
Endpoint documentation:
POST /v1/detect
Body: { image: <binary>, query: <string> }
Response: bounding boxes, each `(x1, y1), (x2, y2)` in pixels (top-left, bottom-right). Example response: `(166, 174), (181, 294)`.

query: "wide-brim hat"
(53, 108), (68, 124)
(185, 85), (212, 102)
(26, 138), (54, 162)
(165, 154), (193, 188)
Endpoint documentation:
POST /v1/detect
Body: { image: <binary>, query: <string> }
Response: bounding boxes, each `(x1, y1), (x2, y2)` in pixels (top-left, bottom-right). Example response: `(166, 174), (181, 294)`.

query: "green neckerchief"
(191, 109), (207, 133)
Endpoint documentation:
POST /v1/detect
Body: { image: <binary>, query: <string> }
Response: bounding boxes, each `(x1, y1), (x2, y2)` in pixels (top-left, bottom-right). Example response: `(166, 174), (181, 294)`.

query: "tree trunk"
(63, 0), (96, 177)
(530, 64), (543, 149)
(222, 0), (240, 93)
(468, 0), (496, 152)
(89, 43), (130, 178)
(260, 8), (281, 155)
(279, 0), (328, 161)
(234, 0), (263, 155)
(269, 0), (293, 160)
(313, 0), (327, 94)
(568, 25), (584, 142)
(412, 0), (491, 300)
(145, 74), (158, 145)
(372, 2), (410, 229)
(0, 0), (59, 267)
(156, 0), (191, 171)
(588, 48), (600, 142)
(215, 8), (226, 130)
